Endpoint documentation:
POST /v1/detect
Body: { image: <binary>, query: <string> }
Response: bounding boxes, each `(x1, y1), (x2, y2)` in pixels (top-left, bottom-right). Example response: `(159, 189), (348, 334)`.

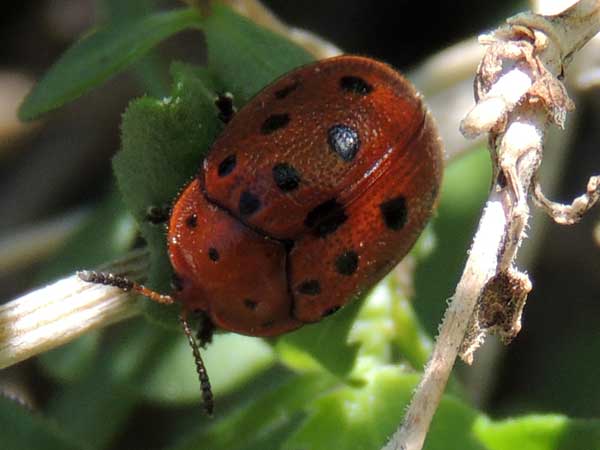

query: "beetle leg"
(195, 312), (215, 348)
(145, 204), (171, 224)
(215, 92), (236, 124)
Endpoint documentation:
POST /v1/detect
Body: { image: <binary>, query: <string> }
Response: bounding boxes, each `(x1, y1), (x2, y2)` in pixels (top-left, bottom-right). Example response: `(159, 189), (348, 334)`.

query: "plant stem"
(0, 250), (148, 369)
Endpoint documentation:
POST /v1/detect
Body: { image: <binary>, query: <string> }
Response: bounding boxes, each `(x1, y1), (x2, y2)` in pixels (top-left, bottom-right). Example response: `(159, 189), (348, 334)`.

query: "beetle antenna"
(79, 271), (213, 413)
(179, 310), (214, 415)
(78, 270), (175, 305)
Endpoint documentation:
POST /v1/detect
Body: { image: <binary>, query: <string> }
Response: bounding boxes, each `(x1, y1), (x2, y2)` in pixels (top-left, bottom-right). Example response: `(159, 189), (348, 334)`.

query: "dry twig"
(384, 1), (600, 450)
(0, 250), (147, 369)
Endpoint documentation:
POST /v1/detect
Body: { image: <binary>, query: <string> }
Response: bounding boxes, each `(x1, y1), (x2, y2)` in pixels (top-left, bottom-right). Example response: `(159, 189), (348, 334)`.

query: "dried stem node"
(533, 173), (600, 224)
(387, 2), (600, 450)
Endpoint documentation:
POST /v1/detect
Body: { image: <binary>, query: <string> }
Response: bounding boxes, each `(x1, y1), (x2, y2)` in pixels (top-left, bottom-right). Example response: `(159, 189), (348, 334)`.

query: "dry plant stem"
(533, 173), (600, 224)
(0, 250), (148, 370)
(383, 111), (545, 450)
(385, 2), (600, 450)
(511, 0), (600, 64)
(383, 202), (507, 450)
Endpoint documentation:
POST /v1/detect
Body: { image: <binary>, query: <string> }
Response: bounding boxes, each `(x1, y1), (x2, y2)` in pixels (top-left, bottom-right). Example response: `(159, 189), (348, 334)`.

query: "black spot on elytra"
(186, 214), (198, 228)
(218, 154), (236, 177)
(208, 247), (220, 262)
(261, 320), (275, 328)
(304, 199), (348, 237)
(328, 124), (360, 161)
(239, 191), (261, 216)
(243, 298), (258, 310)
(272, 163), (301, 192)
(322, 305), (341, 317)
(274, 80), (300, 99)
(261, 113), (290, 134)
(340, 75), (373, 95)
(335, 250), (358, 276)
(380, 196), (408, 230)
(297, 279), (321, 296)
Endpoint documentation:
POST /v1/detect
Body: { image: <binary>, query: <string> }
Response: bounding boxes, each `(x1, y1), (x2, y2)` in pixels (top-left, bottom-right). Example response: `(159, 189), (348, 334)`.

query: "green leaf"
(47, 373), (138, 450)
(101, 0), (170, 97)
(351, 277), (432, 370)
(35, 190), (137, 283)
(46, 319), (168, 448)
(388, 282), (433, 369)
(139, 332), (275, 403)
(131, 51), (171, 97)
(474, 415), (600, 450)
(276, 295), (363, 377)
(100, 0), (158, 23)
(282, 367), (484, 450)
(45, 323), (156, 449)
(19, 3), (314, 122)
(19, 8), (202, 121)
(0, 396), (84, 450)
(114, 64), (222, 326)
(38, 332), (102, 383)
(203, 4), (314, 104)
(168, 373), (337, 450)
